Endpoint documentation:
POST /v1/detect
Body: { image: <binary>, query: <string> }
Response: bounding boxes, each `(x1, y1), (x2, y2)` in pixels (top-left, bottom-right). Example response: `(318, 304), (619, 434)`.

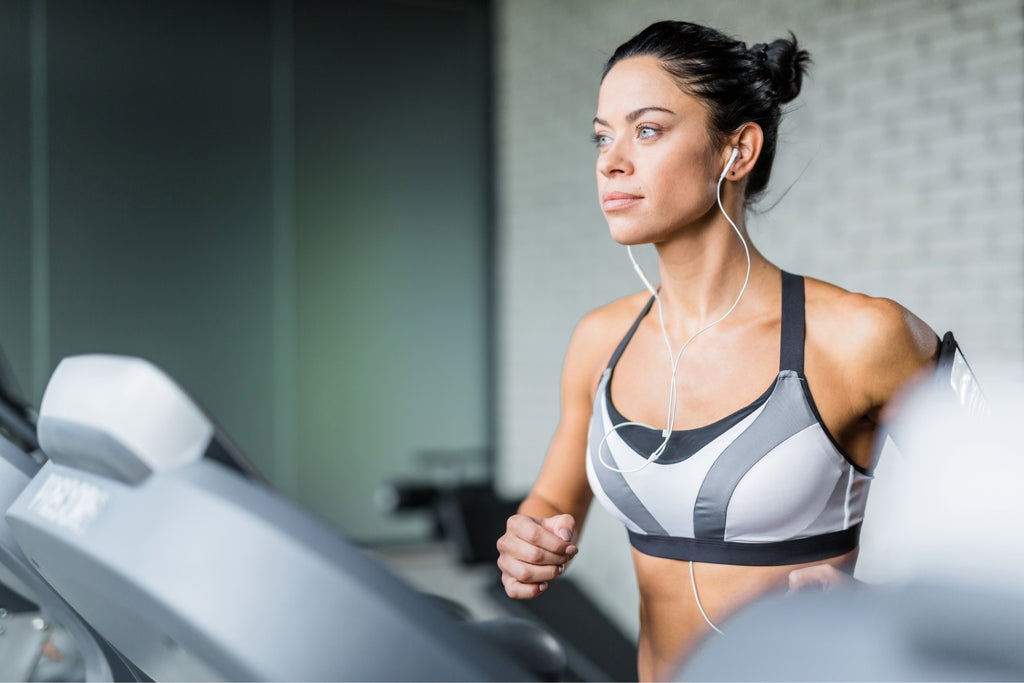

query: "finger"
(787, 568), (821, 592)
(497, 533), (572, 567)
(787, 565), (841, 594)
(502, 574), (547, 600)
(540, 513), (577, 544)
(788, 568), (811, 591)
(506, 514), (574, 554)
(496, 553), (562, 585)
(499, 573), (540, 593)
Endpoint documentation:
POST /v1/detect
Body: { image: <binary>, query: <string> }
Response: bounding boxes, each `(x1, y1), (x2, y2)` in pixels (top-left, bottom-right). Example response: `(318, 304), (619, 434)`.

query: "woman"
(495, 20), (939, 681)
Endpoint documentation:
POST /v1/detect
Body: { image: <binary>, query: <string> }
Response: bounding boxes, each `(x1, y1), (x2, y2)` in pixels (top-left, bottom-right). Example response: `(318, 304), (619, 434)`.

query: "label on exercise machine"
(28, 472), (110, 535)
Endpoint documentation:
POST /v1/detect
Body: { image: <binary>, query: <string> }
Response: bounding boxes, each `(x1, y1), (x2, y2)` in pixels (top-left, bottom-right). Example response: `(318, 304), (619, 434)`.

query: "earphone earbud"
(720, 148), (740, 180)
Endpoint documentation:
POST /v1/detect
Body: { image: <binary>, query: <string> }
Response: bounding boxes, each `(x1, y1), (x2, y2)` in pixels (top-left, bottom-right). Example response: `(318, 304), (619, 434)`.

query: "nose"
(597, 138), (633, 178)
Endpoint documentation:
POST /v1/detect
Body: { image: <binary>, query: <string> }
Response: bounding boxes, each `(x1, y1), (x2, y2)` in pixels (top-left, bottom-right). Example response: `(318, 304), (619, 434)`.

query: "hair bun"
(762, 32), (811, 104)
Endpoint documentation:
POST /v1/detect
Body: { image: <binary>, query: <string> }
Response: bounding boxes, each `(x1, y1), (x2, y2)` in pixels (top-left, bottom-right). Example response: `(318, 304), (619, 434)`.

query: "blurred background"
(0, 0), (493, 546)
(1, 0), (1022, 645)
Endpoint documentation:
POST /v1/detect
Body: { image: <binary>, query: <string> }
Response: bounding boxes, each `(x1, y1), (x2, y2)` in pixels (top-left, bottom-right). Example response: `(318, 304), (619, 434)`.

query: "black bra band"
(628, 524), (861, 567)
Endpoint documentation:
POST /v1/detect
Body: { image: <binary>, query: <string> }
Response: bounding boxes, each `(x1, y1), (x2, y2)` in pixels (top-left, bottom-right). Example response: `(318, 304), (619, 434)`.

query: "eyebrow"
(592, 106), (677, 127)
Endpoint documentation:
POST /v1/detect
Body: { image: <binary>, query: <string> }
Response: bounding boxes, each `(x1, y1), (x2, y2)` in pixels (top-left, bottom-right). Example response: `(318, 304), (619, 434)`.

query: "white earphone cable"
(691, 560), (726, 635)
(597, 153), (750, 475)
(599, 152), (745, 639)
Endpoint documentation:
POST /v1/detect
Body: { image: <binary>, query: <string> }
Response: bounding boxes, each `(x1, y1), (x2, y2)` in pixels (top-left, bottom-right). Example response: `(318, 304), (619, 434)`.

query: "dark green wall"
(294, 2), (491, 541)
(0, 0), (32, 394)
(0, 0), (491, 543)
(45, 0), (278, 490)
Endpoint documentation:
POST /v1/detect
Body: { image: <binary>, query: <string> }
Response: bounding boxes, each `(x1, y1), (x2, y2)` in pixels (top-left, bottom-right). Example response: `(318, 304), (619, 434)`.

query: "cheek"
(649, 151), (713, 201)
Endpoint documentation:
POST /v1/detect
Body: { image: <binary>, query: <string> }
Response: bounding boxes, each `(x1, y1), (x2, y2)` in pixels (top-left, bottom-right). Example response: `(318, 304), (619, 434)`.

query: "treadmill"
(0, 348), (128, 681)
(6, 354), (562, 681)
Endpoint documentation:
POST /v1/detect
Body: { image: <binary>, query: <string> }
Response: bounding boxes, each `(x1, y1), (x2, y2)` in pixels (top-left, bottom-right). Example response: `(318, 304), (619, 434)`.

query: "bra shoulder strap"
(780, 271), (805, 374)
(607, 295), (657, 370)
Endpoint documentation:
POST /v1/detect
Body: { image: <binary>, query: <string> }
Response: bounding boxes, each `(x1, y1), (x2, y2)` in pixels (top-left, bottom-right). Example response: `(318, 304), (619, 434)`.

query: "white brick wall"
(495, 0), (1024, 634)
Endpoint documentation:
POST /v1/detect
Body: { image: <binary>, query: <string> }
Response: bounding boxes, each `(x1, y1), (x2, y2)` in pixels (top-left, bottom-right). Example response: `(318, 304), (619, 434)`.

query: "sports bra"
(585, 272), (871, 566)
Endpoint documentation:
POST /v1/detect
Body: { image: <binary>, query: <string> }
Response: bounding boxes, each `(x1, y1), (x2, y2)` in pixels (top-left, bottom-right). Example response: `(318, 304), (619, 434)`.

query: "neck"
(650, 199), (768, 327)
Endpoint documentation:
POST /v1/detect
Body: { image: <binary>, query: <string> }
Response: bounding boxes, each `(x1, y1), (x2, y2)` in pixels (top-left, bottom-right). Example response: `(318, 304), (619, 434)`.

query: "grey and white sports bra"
(585, 272), (871, 566)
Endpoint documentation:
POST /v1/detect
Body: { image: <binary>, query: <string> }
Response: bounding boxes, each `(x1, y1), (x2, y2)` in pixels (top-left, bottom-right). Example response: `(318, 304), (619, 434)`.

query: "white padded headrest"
(38, 355), (214, 484)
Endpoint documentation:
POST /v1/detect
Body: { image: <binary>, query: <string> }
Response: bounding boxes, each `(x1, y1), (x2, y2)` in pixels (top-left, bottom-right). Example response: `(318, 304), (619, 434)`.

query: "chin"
(605, 209), (682, 246)
(610, 234), (649, 247)
(607, 222), (665, 247)
(606, 218), (647, 245)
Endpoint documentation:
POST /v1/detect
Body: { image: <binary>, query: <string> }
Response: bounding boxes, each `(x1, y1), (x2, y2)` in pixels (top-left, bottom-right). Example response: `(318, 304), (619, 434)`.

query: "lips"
(601, 190), (643, 211)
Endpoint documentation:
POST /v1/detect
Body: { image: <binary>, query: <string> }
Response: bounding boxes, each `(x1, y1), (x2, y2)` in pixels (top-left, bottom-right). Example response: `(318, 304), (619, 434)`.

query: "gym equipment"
(381, 478), (638, 681)
(0, 434), (130, 681)
(935, 331), (986, 416)
(682, 367), (1023, 681)
(680, 582), (1024, 681)
(6, 354), (562, 681)
(488, 577), (638, 682)
(0, 348), (130, 681)
(0, 347), (38, 453)
(378, 479), (520, 565)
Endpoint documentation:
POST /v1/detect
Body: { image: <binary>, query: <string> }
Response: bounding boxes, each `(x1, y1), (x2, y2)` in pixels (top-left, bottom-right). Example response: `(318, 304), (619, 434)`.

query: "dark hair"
(602, 21), (811, 202)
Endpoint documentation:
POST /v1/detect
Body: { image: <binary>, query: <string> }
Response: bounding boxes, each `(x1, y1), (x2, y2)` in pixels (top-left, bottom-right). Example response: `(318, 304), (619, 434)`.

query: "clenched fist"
(496, 513), (579, 599)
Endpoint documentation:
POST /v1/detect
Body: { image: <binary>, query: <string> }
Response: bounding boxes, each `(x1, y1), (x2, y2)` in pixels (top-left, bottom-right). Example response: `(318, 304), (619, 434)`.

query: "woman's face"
(594, 56), (722, 245)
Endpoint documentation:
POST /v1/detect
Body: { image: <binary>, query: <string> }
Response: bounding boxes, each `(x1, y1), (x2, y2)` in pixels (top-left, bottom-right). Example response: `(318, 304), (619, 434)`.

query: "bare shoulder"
(573, 290), (651, 342)
(804, 277), (936, 363)
(565, 291), (653, 396)
(804, 277), (939, 412)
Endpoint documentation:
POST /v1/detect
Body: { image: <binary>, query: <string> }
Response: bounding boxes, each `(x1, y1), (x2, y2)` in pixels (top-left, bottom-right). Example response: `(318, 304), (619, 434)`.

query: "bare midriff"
(633, 546), (858, 681)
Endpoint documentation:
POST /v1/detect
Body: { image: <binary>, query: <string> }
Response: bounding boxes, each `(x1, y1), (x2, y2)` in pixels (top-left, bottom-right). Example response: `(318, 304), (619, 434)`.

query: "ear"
(723, 122), (764, 181)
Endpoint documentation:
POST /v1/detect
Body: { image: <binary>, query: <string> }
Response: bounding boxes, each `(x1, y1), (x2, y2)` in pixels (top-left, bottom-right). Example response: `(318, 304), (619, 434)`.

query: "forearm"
(518, 493), (565, 517)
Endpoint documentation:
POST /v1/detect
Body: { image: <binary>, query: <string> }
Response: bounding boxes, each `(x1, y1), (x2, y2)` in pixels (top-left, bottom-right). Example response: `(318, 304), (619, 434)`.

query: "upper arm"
(848, 297), (940, 424)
